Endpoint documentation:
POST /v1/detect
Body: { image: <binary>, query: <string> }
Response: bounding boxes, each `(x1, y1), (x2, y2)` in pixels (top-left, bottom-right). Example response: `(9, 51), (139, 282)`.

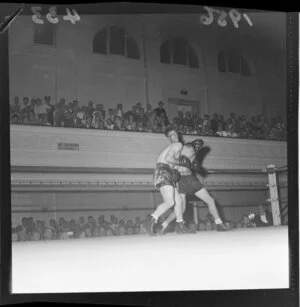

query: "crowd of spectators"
(12, 206), (273, 242)
(10, 96), (286, 141)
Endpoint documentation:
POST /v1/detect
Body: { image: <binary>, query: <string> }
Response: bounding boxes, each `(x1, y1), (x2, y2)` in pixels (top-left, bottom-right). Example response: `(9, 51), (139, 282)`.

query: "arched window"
(217, 50), (252, 76)
(93, 28), (107, 54)
(33, 23), (56, 46)
(93, 26), (140, 60)
(160, 38), (199, 69)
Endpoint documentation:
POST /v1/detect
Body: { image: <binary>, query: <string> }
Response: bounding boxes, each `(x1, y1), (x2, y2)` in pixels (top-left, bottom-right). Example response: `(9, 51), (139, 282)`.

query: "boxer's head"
(165, 127), (179, 143)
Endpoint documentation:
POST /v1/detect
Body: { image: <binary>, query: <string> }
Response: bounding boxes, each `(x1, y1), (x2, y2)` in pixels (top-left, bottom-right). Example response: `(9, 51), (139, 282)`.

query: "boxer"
(158, 138), (230, 234)
(141, 127), (194, 235)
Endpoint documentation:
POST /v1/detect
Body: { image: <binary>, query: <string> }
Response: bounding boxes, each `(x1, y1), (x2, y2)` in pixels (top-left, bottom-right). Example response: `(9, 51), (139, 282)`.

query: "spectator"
(54, 98), (66, 127)
(248, 205), (273, 227)
(99, 227), (106, 236)
(34, 98), (48, 125)
(205, 220), (213, 231)
(153, 101), (167, 119)
(188, 222), (197, 233)
(44, 96), (55, 126)
(210, 113), (219, 133)
(106, 227), (114, 236)
(12, 228), (19, 242)
(183, 111), (193, 127)
(114, 116), (124, 131)
(126, 219), (134, 228)
(227, 126), (238, 138)
(84, 224), (92, 238)
(10, 96), (21, 118)
(64, 103), (75, 128)
(127, 226), (134, 235)
(44, 227), (53, 240)
(106, 118), (115, 130)
(136, 120), (145, 132)
(85, 117), (94, 129)
(86, 101), (94, 118)
(134, 226), (141, 235)
(198, 221), (206, 231)
(93, 227), (100, 237)
(118, 226), (126, 236)
(203, 114), (210, 131)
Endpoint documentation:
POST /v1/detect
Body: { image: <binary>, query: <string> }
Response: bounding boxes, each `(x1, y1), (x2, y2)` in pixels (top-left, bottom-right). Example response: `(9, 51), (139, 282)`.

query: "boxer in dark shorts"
(157, 139), (230, 234)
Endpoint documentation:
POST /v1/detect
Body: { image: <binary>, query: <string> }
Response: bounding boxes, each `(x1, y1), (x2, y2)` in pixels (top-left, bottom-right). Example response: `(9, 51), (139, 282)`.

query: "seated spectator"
(135, 217), (141, 228)
(114, 116), (124, 131)
(87, 216), (97, 233)
(205, 220), (213, 231)
(86, 101), (95, 118)
(44, 227), (53, 240)
(197, 221), (206, 231)
(134, 226), (141, 235)
(31, 231), (41, 241)
(11, 114), (20, 124)
(98, 215), (105, 227)
(145, 104), (154, 123)
(228, 126), (239, 138)
(106, 118), (115, 130)
(74, 106), (86, 127)
(21, 97), (31, 115)
(106, 227), (114, 236)
(84, 224), (92, 238)
(188, 222), (197, 233)
(136, 120), (145, 132)
(126, 219), (134, 228)
(241, 215), (250, 228)
(12, 228), (19, 242)
(93, 227), (100, 237)
(118, 226), (126, 236)
(85, 117), (94, 129)
(99, 227), (106, 236)
(10, 96), (21, 119)
(248, 205), (273, 227)
(215, 123), (227, 137)
(202, 114), (210, 130)
(126, 226), (134, 235)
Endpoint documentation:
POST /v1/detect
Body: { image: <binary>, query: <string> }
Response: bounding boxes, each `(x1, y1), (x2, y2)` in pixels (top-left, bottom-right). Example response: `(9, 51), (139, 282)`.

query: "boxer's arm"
(165, 142), (183, 165)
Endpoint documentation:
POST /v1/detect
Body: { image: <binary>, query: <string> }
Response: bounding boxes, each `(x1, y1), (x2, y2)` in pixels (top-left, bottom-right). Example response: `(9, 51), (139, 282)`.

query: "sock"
(215, 218), (222, 225)
(151, 214), (158, 222)
(162, 221), (168, 229)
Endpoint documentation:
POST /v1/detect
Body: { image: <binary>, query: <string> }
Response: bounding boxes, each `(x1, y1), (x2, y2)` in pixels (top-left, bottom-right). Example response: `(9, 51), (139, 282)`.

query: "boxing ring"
(11, 165), (289, 294)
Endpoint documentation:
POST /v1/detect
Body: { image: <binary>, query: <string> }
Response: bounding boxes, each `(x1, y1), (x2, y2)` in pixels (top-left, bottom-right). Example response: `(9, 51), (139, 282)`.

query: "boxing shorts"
(178, 174), (203, 195)
(154, 163), (180, 190)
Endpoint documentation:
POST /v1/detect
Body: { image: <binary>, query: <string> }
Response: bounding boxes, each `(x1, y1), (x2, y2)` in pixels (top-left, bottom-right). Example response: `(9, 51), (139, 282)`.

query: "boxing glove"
(190, 139), (204, 154)
(178, 155), (192, 169)
(170, 169), (180, 183)
(191, 160), (202, 173)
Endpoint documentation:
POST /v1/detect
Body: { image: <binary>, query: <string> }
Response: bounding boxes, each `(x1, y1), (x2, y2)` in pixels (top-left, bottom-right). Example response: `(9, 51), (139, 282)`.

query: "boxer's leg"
(194, 187), (228, 230)
(161, 194), (186, 230)
(151, 185), (176, 221)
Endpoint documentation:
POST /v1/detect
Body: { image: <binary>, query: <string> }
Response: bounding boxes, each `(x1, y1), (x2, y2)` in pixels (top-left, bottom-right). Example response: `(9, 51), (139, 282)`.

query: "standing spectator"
(44, 96), (55, 126)
(153, 101), (167, 119)
(54, 98), (66, 127)
(210, 113), (219, 133)
(114, 103), (124, 118)
(21, 97), (31, 115)
(34, 98), (48, 125)
(145, 104), (154, 124)
(64, 103), (75, 128)
(183, 111), (193, 127)
(106, 108), (114, 122)
(10, 96), (21, 115)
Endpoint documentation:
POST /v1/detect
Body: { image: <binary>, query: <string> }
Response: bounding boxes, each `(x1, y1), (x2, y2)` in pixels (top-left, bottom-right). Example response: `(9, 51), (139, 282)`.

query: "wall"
(9, 14), (286, 119)
(10, 125), (288, 226)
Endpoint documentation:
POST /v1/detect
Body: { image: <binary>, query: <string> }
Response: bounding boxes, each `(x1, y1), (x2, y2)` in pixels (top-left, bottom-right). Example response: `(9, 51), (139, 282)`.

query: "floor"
(12, 226), (289, 293)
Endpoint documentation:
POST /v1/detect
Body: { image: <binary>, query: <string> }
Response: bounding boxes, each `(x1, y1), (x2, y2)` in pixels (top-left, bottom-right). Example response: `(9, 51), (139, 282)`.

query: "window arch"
(217, 50), (252, 76)
(160, 38), (199, 69)
(33, 23), (56, 46)
(93, 26), (140, 59)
